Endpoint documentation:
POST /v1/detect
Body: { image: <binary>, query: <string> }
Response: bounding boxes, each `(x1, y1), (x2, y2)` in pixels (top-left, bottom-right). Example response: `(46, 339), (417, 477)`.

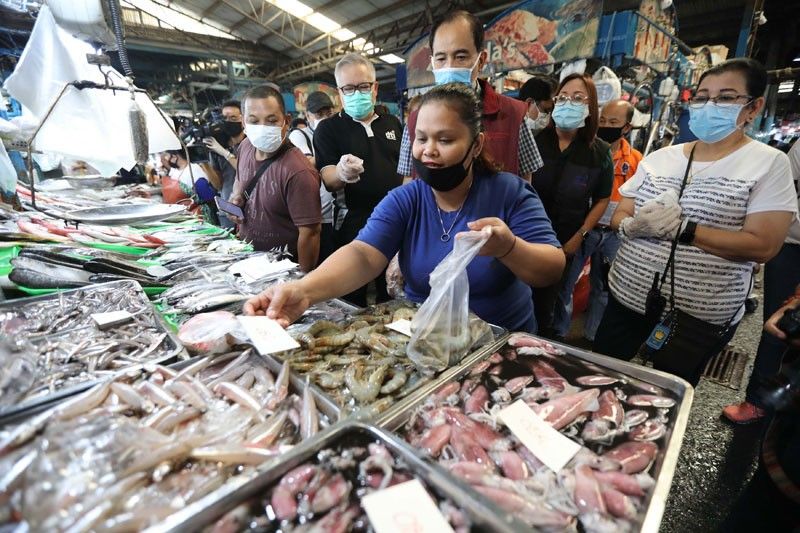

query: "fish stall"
(1, 176), (694, 533)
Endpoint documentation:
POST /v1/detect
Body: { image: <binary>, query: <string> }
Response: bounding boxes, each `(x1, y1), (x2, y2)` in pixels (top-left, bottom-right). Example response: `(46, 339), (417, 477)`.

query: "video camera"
(176, 110), (231, 163)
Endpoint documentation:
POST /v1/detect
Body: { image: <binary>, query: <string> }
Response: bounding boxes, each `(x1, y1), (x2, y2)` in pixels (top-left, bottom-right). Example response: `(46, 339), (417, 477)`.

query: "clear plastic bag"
(407, 229), (491, 375)
(385, 253), (405, 299)
(178, 311), (248, 354)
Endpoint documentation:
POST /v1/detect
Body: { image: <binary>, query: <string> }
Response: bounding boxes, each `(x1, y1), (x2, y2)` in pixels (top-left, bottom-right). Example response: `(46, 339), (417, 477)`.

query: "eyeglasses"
(338, 82), (375, 96)
(688, 93), (752, 108)
(554, 94), (589, 105)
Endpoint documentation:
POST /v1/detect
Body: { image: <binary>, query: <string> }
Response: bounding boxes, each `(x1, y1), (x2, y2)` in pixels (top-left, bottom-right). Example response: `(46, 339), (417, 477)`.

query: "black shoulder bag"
(638, 145), (743, 381)
(242, 142), (291, 201)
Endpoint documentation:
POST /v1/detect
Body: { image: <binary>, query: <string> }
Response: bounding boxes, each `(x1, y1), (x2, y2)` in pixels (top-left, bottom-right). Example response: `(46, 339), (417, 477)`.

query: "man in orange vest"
(552, 99), (642, 342)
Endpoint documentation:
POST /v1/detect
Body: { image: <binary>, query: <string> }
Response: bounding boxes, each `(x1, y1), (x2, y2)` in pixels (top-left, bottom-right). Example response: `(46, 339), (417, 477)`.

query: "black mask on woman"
(597, 126), (624, 144)
(412, 146), (474, 192)
(222, 121), (243, 137)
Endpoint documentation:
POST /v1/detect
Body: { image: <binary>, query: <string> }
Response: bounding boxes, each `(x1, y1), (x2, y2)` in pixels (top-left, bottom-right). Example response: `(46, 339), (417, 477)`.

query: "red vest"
(408, 78), (528, 175)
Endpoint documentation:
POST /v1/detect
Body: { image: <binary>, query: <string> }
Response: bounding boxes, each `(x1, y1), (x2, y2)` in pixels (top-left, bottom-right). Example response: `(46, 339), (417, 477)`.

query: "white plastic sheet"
(3, 5), (180, 176)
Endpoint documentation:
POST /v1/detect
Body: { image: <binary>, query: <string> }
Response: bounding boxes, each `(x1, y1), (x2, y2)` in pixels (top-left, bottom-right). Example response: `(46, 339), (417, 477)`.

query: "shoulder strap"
(659, 144), (696, 302)
(243, 142), (291, 200)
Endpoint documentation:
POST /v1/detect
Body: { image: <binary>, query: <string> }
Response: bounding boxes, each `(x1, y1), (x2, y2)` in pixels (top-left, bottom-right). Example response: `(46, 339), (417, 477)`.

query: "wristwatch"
(581, 229), (590, 240)
(679, 220), (697, 245)
(225, 151), (236, 160)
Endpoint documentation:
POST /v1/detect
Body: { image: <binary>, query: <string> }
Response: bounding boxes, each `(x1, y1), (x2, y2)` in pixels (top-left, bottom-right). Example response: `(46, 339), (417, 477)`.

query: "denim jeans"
(553, 228), (621, 340)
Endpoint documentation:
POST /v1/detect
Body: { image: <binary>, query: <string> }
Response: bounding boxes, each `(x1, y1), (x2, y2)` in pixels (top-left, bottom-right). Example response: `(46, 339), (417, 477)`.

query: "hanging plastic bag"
(593, 66), (622, 106)
(407, 228), (491, 375)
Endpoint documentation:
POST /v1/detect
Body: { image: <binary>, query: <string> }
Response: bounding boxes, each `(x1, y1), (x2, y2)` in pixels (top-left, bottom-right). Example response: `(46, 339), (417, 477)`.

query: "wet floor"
(566, 279), (768, 532)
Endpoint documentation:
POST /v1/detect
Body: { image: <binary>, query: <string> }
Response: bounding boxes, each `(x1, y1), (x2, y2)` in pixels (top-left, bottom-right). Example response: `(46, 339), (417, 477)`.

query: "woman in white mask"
(594, 58), (798, 388)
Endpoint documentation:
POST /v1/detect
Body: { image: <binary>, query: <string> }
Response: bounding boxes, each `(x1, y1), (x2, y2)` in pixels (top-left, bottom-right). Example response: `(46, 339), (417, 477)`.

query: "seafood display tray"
(378, 334), (694, 533)
(148, 421), (530, 533)
(264, 322), (507, 423)
(0, 280), (187, 426)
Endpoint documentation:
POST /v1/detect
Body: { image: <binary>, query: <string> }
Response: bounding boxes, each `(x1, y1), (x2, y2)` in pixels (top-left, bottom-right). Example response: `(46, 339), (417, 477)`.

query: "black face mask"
(222, 120), (243, 137)
(169, 158), (180, 169)
(412, 146), (474, 192)
(597, 126), (625, 144)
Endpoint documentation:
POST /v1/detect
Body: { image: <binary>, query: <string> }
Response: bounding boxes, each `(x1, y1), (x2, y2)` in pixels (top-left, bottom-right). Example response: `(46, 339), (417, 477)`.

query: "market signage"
(484, 0), (602, 73)
(292, 82), (340, 113)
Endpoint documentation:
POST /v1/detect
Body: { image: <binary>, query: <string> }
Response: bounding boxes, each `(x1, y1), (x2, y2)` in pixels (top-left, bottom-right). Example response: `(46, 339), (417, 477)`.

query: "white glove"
(203, 137), (230, 158)
(620, 198), (682, 240)
(336, 154), (364, 183)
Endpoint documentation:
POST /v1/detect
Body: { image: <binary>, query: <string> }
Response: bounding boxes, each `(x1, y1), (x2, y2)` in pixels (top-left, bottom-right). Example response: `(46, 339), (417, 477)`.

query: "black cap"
(306, 91), (334, 113)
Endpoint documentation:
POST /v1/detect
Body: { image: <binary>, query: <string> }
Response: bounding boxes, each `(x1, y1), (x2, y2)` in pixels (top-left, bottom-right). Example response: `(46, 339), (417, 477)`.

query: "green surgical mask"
(343, 91), (374, 120)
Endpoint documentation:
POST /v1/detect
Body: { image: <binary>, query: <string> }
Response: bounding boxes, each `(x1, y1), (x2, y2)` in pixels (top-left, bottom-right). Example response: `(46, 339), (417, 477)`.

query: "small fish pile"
(0, 350), (326, 531)
(400, 333), (677, 532)
(277, 301), (491, 415)
(0, 281), (181, 406)
(209, 431), (473, 533)
(13, 216), (166, 247)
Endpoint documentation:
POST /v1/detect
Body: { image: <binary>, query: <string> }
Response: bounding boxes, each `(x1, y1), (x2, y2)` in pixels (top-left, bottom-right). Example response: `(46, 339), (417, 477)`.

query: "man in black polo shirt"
(313, 53), (403, 306)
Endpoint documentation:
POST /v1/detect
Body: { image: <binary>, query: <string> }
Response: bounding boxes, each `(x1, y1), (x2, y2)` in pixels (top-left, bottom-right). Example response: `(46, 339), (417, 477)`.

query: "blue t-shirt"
(356, 172), (560, 331)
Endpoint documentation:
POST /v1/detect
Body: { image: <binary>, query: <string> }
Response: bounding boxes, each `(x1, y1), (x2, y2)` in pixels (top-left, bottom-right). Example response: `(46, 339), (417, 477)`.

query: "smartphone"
(215, 197), (244, 219)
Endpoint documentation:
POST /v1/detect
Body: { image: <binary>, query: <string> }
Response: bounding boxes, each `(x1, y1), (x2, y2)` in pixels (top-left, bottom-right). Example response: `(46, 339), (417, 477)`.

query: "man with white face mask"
(228, 84), (322, 272)
(397, 10), (542, 184)
(517, 75), (556, 136)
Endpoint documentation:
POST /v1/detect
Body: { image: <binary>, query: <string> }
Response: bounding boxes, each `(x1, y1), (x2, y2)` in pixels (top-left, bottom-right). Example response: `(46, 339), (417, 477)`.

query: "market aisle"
(568, 276), (767, 531)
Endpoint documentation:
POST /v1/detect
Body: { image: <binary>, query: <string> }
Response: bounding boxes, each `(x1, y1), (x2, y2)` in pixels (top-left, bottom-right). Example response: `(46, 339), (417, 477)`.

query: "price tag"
(498, 399), (580, 472)
(386, 319), (413, 337)
(228, 256), (297, 283)
(91, 310), (134, 330)
(362, 479), (454, 533)
(237, 316), (300, 355)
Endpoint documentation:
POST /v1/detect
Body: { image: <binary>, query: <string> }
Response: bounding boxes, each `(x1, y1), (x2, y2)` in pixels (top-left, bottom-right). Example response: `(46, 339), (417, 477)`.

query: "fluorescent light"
(380, 54), (405, 64)
(778, 81), (795, 93)
(794, 56), (800, 62)
(304, 13), (341, 33)
(271, 0), (313, 18)
(332, 28), (356, 41)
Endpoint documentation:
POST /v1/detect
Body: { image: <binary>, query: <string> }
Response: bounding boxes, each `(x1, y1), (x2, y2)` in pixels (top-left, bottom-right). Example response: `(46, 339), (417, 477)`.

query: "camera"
(777, 306), (800, 340)
(757, 306), (800, 413)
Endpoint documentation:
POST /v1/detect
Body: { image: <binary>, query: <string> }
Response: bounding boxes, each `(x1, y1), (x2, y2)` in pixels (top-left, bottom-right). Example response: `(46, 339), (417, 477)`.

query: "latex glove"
(620, 200), (682, 240)
(202, 137), (230, 158)
(336, 154), (364, 183)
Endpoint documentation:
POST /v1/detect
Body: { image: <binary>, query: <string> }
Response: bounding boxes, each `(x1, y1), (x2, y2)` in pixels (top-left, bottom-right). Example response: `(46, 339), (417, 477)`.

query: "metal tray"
(378, 333), (694, 533)
(0, 349), (332, 532)
(271, 308), (505, 420)
(0, 280), (187, 426)
(62, 203), (185, 226)
(147, 421), (531, 533)
(62, 174), (116, 189)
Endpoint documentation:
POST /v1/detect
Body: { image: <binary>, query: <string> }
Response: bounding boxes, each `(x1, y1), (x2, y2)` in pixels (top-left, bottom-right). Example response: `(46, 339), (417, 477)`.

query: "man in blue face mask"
(397, 10), (543, 185)
(312, 53), (404, 307)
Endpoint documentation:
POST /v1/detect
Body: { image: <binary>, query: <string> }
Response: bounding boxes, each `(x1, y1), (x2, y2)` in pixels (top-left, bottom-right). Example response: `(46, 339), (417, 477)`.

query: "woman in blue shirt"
(244, 83), (564, 332)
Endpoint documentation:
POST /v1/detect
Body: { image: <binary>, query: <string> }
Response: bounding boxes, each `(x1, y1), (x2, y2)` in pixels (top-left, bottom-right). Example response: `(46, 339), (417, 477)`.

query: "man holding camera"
(203, 100), (247, 229)
(722, 283), (800, 531)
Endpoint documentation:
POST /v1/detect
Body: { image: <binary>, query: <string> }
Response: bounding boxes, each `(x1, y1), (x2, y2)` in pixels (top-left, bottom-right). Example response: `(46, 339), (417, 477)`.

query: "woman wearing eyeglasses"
(528, 73), (614, 338)
(593, 58), (798, 386)
(244, 83), (565, 332)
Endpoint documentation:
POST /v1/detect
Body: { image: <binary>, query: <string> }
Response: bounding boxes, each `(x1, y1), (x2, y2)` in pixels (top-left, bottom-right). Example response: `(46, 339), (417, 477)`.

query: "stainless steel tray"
(148, 421), (531, 533)
(62, 203), (185, 226)
(378, 333), (694, 533)
(0, 280), (187, 426)
(0, 349), (332, 532)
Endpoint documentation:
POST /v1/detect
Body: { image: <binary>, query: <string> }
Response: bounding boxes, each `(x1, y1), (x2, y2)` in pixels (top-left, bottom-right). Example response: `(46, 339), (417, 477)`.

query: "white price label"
(238, 316), (300, 355)
(386, 319), (413, 337)
(91, 310), (134, 329)
(498, 400), (581, 472)
(362, 479), (454, 533)
(228, 256), (297, 283)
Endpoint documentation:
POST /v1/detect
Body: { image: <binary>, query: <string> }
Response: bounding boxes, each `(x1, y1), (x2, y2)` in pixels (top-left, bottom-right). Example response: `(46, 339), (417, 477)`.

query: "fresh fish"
(532, 388), (600, 430)
(627, 394), (676, 408)
(604, 442), (658, 474)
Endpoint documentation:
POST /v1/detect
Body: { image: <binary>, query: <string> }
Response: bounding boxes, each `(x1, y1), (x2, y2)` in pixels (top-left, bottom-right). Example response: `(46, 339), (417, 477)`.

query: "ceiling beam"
(218, 0), (315, 51)
(201, 0), (223, 18)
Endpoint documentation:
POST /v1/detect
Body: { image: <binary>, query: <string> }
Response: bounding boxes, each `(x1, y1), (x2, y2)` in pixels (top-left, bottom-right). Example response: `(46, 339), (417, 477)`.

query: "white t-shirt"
(288, 126), (334, 225)
(609, 141), (798, 325)
(786, 140), (800, 244)
(173, 163), (207, 188)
